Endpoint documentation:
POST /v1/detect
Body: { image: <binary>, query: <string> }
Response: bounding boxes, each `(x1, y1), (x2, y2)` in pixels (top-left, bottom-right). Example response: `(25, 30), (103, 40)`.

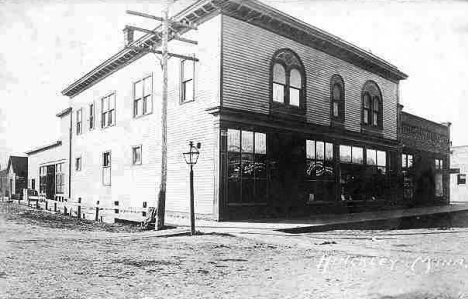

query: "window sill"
(330, 118), (345, 128)
(180, 99), (195, 105)
(306, 201), (336, 205)
(227, 202), (268, 207)
(133, 112), (153, 120)
(271, 101), (306, 113)
(101, 124), (116, 130)
(361, 125), (383, 137)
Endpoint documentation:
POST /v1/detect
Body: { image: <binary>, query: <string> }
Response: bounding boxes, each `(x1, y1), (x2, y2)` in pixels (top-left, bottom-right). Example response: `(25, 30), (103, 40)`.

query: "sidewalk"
(165, 203), (468, 234)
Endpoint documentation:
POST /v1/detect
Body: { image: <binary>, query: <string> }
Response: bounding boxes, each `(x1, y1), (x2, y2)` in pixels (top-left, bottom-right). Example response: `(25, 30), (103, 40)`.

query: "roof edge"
(62, 0), (407, 98)
(26, 141), (62, 155)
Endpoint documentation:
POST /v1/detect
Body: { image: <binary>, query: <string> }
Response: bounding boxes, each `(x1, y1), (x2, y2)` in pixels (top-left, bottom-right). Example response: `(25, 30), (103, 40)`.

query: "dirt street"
(1, 202), (468, 299)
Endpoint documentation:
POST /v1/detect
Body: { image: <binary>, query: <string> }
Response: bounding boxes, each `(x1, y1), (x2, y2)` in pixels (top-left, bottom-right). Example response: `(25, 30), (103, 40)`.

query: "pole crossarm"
(126, 46), (199, 62)
(125, 25), (161, 39)
(126, 10), (164, 22)
(126, 10), (197, 30)
(171, 35), (198, 45)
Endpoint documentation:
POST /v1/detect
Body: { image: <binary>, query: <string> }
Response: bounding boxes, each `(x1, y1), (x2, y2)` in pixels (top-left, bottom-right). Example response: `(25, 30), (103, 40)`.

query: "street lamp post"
(183, 141), (200, 235)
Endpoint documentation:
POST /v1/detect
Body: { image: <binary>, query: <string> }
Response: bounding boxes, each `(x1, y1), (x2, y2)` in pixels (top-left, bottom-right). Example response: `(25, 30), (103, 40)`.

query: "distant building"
(400, 111), (451, 206)
(0, 169), (8, 198)
(450, 146), (468, 202)
(6, 156), (28, 199)
(26, 107), (71, 202)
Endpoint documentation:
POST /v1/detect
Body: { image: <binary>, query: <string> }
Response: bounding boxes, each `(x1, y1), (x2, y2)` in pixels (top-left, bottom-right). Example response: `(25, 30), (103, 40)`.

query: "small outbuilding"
(6, 156), (28, 200)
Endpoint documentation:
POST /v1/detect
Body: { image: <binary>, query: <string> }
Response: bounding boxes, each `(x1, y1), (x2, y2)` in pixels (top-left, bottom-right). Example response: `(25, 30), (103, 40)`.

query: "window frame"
(75, 157), (82, 172)
(435, 158), (444, 170)
(180, 59), (195, 104)
(270, 49), (306, 109)
(101, 92), (116, 129)
(102, 151), (112, 186)
(226, 128), (267, 205)
(133, 74), (153, 118)
(76, 108), (83, 135)
(55, 162), (65, 194)
(89, 102), (95, 130)
(402, 153), (414, 170)
(457, 174), (466, 185)
(132, 145), (142, 165)
(361, 81), (383, 129)
(330, 75), (345, 122)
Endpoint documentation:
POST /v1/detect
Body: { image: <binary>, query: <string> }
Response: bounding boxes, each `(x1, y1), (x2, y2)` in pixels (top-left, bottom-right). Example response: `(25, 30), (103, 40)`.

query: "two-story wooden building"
(61, 0), (445, 222)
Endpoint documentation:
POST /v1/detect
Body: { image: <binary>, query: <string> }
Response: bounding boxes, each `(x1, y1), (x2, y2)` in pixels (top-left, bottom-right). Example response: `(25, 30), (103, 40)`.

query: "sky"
(0, 0), (467, 169)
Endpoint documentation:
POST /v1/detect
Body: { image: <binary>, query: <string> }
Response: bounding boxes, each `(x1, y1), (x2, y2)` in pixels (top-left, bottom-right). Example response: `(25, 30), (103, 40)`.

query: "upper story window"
(133, 75), (152, 117)
(361, 81), (383, 129)
(402, 153), (413, 169)
(435, 158), (443, 170)
(330, 75), (345, 122)
(271, 49), (305, 108)
(181, 60), (194, 103)
(76, 109), (82, 135)
(75, 157), (82, 171)
(101, 93), (116, 128)
(89, 103), (95, 130)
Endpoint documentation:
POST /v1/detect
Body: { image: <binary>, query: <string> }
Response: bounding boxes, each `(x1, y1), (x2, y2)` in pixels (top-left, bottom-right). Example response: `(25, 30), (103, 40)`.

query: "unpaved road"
(1, 203), (468, 299)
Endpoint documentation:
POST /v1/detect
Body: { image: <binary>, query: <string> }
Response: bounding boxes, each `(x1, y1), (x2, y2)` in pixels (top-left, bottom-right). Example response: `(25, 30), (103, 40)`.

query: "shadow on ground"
(279, 210), (468, 234)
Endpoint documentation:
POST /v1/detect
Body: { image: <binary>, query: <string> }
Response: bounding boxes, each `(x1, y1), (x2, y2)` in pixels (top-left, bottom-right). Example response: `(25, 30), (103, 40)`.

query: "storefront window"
(341, 146), (388, 201)
(402, 153), (414, 200)
(435, 173), (443, 197)
(227, 129), (267, 204)
(39, 166), (46, 194)
(306, 140), (334, 178)
(339, 145), (363, 164)
(306, 140), (335, 202)
(55, 163), (65, 194)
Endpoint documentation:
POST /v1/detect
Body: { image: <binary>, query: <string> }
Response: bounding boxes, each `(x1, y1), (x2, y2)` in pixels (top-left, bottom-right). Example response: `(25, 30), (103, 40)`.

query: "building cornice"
(62, 0), (407, 98)
(56, 107), (72, 118)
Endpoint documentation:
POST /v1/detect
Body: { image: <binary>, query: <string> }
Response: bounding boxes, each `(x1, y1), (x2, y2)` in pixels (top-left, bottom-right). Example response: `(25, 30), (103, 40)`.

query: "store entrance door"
(268, 133), (304, 215)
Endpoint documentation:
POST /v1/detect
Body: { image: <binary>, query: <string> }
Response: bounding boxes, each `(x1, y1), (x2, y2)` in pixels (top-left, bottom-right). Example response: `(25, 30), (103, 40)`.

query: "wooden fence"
(22, 189), (148, 223)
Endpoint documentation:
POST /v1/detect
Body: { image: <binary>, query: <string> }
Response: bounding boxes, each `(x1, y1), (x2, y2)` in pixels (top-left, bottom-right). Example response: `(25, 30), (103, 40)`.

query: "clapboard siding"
(69, 15), (221, 222)
(165, 15), (221, 217)
(222, 15), (399, 140)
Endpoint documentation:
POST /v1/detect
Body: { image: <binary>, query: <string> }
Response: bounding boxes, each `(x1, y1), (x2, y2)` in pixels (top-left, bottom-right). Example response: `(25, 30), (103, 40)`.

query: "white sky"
(1, 0), (467, 168)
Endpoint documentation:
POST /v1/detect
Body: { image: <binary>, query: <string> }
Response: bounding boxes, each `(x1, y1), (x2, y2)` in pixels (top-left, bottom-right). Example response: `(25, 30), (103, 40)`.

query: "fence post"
(77, 198), (82, 219)
(45, 199), (48, 211)
(54, 202), (57, 212)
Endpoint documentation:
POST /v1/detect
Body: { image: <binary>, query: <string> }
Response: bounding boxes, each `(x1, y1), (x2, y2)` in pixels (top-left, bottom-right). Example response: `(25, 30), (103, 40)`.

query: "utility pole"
(158, 8), (169, 231)
(124, 3), (197, 230)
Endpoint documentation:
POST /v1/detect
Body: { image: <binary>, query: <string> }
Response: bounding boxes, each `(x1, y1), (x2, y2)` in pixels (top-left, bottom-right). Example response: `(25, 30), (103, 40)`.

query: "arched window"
(361, 81), (383, 128)
(330, 75), (345, 121)
(273, 64), (286, 103)
(271, 49), (305, 107)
